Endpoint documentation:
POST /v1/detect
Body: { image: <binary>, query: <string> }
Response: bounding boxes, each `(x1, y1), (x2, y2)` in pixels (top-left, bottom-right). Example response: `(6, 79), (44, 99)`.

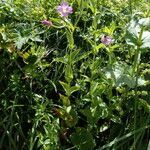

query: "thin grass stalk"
(98, 125), (150, 150)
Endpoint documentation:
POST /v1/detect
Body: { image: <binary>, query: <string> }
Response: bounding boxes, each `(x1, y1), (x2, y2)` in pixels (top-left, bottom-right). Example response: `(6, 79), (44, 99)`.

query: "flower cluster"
(41, 2), (114, 47)
(41, 2), (73, 27)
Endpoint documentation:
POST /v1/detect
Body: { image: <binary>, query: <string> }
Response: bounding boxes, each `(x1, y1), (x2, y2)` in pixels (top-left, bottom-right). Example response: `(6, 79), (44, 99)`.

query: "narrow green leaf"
(59, 81), (70, 96)
(59, 94), (70, 106)
(70, 85), (80, 95)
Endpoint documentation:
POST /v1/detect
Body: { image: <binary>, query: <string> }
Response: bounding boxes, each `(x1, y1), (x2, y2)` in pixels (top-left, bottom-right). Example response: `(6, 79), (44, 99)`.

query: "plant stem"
(129, 0), (132, 15)
(133, 26), (144, 149)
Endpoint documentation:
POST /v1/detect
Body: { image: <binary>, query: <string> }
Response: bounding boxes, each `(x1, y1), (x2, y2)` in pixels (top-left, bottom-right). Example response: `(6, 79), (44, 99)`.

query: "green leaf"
(70, 49), (80, 63)
(59, 81), (80, 96)
(70, 128), (95, 150)
(59, 94), (70, 106)
(30, 36), (43, 42)
(66, 109), (78, 127)
(59, 81), (70, 96)
(137, 77), (146, 86)
(110, 114), (121, 123)
(75, 51), (92, 62)
(66, 106), (72, 113)
(138, 99), (150, 113)
(66, 29), (74, 50)
(70, 85), (80, 95)
(95, 43), (105, 53)
(65, 64), (73, 83)
(1, 32), (7, 41)
(99, 124), (109, 132)
(80, 108), (93, 124)
(141, 31), (150, 49)
(15, 36), (29, 49)
(126, 20), (140, 46)
(90, 81), (99, 95)
(138, 18), (150, 27)
(116, 74), (136, 88)
(53, 56), (68, 64)
(126, 19), (150, 49)
(54, 49), (80, 64)
(91, 102), (109, 120)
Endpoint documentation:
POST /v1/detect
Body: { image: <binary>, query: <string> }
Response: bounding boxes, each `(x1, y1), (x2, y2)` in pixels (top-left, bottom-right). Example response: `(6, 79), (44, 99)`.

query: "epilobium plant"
(0, 1), (149, 150)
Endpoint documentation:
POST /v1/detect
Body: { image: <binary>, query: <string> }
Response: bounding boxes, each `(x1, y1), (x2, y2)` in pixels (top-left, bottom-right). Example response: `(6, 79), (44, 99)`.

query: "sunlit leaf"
(65, 65), (73, 83)
(15, 36), (29, 49)
(141, 31), (150, 49)
(138, 17), (150, 27)
(126, 19), (140, 46)
(59, 94), (70, 106)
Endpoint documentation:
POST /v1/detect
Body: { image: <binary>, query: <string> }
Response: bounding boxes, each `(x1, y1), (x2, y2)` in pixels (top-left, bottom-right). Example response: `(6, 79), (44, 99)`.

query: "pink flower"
(41, 20), (53, 26)
(57, 2), (73, 17)
(101, 36), (113, 46)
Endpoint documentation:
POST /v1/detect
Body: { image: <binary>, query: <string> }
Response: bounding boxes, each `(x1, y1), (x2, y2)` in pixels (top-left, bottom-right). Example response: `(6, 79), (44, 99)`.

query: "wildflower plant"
(0, 0), (150, 150)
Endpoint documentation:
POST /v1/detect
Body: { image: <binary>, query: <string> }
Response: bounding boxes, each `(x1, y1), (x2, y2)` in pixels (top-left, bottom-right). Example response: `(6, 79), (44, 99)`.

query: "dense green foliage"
(0, 0), (150, 149)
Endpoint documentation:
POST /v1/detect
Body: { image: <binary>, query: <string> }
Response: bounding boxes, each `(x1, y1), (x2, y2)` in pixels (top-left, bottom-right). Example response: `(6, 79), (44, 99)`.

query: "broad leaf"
(116, 74), (135, 88)
(15, 36), (29, 49)
(141, 31), (150, 49)
(126, 20), (140, 46)
(126, 19), (150, 49)
(138, 18), (150, 27)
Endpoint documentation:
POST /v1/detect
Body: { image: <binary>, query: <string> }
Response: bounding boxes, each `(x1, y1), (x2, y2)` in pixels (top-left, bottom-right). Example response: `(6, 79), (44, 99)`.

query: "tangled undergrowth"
(0, 0), (150, 149)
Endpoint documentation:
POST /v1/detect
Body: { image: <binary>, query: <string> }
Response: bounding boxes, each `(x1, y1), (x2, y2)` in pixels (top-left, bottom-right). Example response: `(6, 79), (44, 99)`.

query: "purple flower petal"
(101, 36), (113, 46)
(67, 6), (73, 13)
(60, 2), (69, 7)
(57, 2), (73, 17)
(41, 20), (53, 26)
